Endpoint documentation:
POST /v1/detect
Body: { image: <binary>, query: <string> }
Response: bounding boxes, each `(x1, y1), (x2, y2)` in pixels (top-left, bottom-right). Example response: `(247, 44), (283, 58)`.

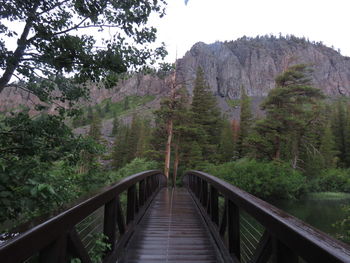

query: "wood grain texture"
(120, 188), (220, 263)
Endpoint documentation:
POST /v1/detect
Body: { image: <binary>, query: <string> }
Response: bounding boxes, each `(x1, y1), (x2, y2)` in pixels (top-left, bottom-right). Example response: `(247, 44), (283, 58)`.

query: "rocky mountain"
(1, 36), (350, 116)
(177, 36), (350, 99)
(0, 74), (171, 115)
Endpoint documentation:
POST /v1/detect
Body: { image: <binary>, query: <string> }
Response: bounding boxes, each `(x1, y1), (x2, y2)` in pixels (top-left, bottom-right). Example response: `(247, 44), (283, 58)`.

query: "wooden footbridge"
(1, 170), (350, 262)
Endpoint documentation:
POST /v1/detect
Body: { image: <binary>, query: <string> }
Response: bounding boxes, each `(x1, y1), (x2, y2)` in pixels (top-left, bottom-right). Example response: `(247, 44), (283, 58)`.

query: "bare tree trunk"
(164, 119), (173, 182)
(173, 141), (179, 188)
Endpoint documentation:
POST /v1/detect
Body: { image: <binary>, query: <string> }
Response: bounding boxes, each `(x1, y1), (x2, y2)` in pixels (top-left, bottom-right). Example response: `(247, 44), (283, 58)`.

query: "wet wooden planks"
(120, 188), (220, 263)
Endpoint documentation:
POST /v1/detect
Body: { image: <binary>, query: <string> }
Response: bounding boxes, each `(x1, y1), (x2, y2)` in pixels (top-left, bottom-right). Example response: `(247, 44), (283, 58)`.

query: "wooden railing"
(185, 170), (350, 263)
(0, 170), (165, 263)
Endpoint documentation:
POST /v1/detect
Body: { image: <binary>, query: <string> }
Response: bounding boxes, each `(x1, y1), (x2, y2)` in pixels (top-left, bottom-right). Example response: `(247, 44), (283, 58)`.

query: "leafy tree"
(0, 0), (167, 101)
(0, 113), (96, 222)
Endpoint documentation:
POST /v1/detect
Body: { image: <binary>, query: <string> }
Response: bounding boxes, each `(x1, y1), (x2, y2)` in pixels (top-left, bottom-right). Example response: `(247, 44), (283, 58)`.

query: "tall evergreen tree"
(111, 115), (120, 136)
(320, 121), (337, 168)
(218, 119), (235, 162)
(332, 100), (348, 167)
(237, 86), (253, 157)
(191, 67), (222, 162)
(253, 64), (324, 167)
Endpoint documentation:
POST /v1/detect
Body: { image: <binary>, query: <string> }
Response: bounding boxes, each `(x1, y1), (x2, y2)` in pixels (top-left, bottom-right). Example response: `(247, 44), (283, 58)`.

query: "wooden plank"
(121, 188), (221, 262)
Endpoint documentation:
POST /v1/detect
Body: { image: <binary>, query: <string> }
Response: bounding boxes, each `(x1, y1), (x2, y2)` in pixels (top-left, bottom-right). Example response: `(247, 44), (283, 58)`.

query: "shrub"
(312, 169), (350, 193)
(200, 159), (306, 200)
(107, 158), (159, 183)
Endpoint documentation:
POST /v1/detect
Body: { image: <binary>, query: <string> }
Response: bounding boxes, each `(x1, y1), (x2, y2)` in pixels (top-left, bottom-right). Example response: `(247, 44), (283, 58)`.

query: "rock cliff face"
(176, 36), (350, 99)
(1, 36), (350, 114)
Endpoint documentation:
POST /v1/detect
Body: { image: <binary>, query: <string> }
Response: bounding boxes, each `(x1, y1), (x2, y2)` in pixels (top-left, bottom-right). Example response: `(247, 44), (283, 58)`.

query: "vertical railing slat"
(272, 237), (298, 263)
(228, 199), (240, 260)
(210, 185), (219, 226)
(127, 185), (136, 224)
(104, 196), (117, 251)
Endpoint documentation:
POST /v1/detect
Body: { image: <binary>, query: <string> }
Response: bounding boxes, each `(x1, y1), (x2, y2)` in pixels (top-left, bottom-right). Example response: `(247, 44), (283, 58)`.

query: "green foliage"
(111, 117), (152, 169)
(190, 67), (222, 163)
(90, 233), (111, 263)
(237, 86), (253, 157)
(199, 159), (306, 200)
(108, 158), (158, 182)
(251, 64), (325, 168)
(334, 205), (350, 243)
(311, 169), (350, 193)
(218, 120), (236, 162)
(0, 0), (167, 99)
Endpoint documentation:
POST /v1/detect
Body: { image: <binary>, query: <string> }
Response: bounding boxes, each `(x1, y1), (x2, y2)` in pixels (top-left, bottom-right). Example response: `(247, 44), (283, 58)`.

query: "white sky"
(150, 0), (350, 63)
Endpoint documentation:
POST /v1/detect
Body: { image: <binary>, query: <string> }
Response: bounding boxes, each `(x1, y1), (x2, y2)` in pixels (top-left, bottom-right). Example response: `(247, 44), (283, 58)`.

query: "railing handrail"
(0, 170), (165, 262)
(185, 170), (350, 263)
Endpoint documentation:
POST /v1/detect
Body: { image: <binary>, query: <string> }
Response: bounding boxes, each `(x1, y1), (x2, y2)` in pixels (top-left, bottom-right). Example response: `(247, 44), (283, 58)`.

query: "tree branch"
(0, 3), (39, 92)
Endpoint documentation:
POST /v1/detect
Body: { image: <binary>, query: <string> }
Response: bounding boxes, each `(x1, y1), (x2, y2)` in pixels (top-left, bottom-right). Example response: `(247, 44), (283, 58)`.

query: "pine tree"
(111, 116), (120, 136)
(255, 64), (325, 167)
(89, 114), (102, 142)
(124, 96), (130, 110)
(218, 119), (235, 162)
(191, 67), (222, 162)
(332, 100), (348, 167)
(87, 106), (94, 123)
(320, 121), (337, 168)
(237, 86), (253, 157)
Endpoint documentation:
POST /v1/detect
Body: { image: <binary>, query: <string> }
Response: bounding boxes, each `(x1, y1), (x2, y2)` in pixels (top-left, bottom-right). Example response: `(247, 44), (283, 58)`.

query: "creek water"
(272, 193), (350, 240)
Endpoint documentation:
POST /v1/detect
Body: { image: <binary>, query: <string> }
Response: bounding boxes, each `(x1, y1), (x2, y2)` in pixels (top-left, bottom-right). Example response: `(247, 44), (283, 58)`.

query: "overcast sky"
(150, 0), (350, 63)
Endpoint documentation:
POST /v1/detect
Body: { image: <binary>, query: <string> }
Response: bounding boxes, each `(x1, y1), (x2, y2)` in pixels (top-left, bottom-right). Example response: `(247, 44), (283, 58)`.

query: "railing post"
(272, 238), (298, 263)
(139, 179), (145, 207)
(127, 185), (136, 224)
(201, 180), (208, 208)
(195, 177), (201, 198)
(39, 233), (67, 263)
(104, 196), (117, 252)
(210, 185), (219, 225)
(228, 200), (240, 260)
(116, 196), (125, 235)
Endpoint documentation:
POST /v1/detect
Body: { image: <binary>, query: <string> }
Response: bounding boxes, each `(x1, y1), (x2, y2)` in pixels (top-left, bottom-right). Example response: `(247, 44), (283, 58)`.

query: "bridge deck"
(121, 187), (220, 263)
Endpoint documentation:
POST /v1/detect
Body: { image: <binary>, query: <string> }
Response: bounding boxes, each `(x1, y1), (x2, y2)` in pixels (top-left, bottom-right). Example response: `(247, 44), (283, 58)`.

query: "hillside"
(1, 36), (350, 119)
